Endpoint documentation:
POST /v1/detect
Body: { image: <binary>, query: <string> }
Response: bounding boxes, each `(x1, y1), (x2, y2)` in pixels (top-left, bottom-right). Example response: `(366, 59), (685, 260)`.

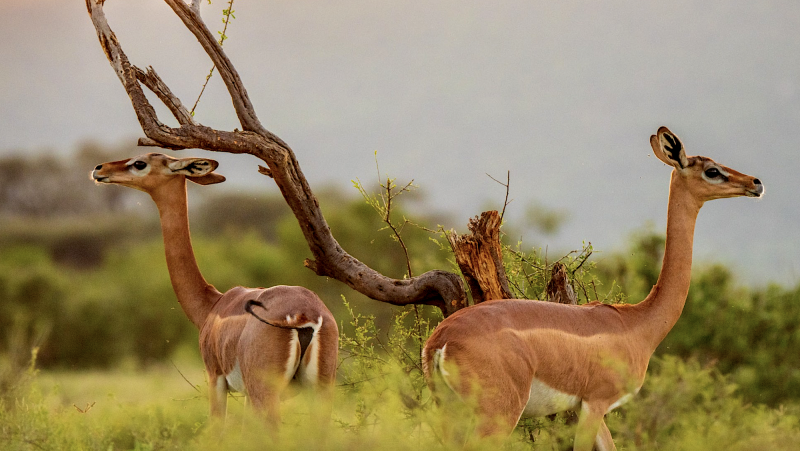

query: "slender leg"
(594, 419), (616, 451)
(240, 394), (248, 434)
(574, 401), (606, 451)
(300, 335), (336, 434)
(209, 373), (228, 419)
(246, 367), (288, 434)
(474, 391), (526, 439)
(249, 388), (282, 434)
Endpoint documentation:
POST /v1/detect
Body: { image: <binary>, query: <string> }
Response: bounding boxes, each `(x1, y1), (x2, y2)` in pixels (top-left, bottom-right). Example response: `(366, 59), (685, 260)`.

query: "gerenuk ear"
(168, 158), (226, 185)
(650, 126), (689, 170)
(187, 172), (226, 185)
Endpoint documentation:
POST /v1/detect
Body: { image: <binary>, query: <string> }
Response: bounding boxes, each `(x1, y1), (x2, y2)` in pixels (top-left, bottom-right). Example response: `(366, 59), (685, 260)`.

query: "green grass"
(1, 355), (799, 450)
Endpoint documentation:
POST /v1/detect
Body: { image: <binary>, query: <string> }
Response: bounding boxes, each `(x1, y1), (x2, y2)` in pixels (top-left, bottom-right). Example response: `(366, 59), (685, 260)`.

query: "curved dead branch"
(85, 0), (468, 316)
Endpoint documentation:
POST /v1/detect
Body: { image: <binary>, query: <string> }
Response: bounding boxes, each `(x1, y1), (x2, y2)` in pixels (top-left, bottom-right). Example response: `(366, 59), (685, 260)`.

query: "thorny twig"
(382, 177), (416, 279)
(505, 243), (594, 301)
(190, 0), (236, 115)
(337, 350), (390, 367)
(72, 402), (95, 414)
(567, 244), (593, 276)
(170, 359), (201, 393)
(336, 373), (392, 388)
(486, 171), (512, 222)
(356, 154), (427, 373)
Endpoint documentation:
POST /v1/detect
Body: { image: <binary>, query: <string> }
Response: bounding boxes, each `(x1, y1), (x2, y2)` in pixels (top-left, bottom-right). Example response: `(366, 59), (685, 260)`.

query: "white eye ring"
(702, 166), (728, 184)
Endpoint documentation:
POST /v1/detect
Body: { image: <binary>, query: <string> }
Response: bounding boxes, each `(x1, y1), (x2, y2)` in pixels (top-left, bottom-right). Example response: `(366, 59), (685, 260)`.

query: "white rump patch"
(284, 329), (301, 382)
(523, 378), (581, 417)
(296, 316), (324, 384)
(432, 345), (457, 393)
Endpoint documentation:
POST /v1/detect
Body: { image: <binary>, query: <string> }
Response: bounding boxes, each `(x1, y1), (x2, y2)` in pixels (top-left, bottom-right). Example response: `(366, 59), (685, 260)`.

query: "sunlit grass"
(1, 354), (800, 450)
(37, 364), (207, 414)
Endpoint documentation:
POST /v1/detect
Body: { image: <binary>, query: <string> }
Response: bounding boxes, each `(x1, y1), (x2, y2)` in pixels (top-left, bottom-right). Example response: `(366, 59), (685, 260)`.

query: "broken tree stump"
(447, 210), (513, 304)
(545, 262), (577, 305)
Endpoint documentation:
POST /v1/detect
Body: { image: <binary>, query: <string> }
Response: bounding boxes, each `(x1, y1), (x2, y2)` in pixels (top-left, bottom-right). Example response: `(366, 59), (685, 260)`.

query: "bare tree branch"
(85, 0), (469, 316)
(189, 0), (201, 17)
(86, 0), (259, 154)
(163, 0), (264, 134)
(135, 66), (196, 126)
(190, 0), (235, 116)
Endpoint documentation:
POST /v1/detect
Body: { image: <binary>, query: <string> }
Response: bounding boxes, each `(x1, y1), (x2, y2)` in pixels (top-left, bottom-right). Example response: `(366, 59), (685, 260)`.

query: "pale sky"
(2, 0), (799, 286)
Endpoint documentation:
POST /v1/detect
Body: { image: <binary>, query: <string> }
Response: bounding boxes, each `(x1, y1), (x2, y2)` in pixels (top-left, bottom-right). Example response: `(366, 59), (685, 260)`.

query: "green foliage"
(610, 356), (800, 450)
(2, 146), (800, 447)
(662, 269), (800, 405)
(0, 247), (64, 372)
(338, 297), (439, 412)
(592, 228), (800, 406)
(504, 240), (626, 305)
(594, 225), (665, 302)
(0, 366), (207, 451)
(3, 336), (800, 449)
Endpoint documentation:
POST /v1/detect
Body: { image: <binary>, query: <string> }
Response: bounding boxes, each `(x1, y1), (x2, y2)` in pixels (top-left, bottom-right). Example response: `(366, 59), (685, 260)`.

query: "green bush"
(591, 229), (800, 406)
(2, 308), (800, 450)
(611, 356), (800, 450)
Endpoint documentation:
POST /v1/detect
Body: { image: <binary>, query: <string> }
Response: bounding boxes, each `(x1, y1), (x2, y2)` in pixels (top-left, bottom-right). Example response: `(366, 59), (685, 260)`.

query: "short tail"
(245, 299), (321, 331)
(428, 344), (457, 395)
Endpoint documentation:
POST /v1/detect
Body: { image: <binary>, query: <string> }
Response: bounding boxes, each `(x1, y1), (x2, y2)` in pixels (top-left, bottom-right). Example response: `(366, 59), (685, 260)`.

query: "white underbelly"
(226, 360), (246, 394)
(522, 378), (581, 417)
(608, 389), (638, 413)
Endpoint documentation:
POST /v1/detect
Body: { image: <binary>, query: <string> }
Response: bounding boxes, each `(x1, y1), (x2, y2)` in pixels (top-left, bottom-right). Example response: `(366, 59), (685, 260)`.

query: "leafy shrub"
(3, 309), (800, 450)
(611, 356), (800, 450)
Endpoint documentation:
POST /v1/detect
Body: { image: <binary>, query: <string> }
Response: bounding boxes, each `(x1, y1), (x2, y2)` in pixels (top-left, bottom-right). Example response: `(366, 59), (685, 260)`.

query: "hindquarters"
(241, 290), (338, 427)
(423, 337), (535, 439)
(231, 313), (336, 427)
(203, 285), (339, 426)
(243, 293), (338, 389)
(294, 311), (338, 388)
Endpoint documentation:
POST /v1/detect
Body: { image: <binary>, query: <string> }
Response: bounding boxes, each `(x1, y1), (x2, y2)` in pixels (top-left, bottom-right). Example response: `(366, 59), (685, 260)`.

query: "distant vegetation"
(2, 144), (800, 448)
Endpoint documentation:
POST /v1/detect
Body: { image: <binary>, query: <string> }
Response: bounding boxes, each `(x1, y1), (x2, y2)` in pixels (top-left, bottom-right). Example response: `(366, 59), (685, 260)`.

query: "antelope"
(422, 127), (764, 450)
(91, 153), (339, 426)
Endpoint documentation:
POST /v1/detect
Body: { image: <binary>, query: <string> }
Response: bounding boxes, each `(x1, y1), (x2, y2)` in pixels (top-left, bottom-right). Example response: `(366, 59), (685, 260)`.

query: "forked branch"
(85, 0), (467, 316)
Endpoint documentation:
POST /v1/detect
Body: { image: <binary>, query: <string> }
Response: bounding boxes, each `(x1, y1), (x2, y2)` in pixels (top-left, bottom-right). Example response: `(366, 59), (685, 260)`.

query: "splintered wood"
(545, 262), (577, 305)
(448, 211), (512, 304)
(449, 211), (577, 306)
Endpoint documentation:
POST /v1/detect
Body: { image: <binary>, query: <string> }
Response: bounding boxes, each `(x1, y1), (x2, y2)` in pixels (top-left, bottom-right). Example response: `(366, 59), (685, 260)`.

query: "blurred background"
(1, 0), (799, 410)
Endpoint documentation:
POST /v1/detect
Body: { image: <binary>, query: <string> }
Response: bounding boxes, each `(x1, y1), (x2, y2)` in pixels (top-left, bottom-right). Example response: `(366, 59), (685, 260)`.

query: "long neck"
(634, 171), (702, 353)
(151, 179), (221, 328)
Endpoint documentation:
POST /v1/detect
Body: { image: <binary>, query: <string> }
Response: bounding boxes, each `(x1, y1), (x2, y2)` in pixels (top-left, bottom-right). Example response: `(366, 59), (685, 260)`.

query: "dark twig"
(190, 0), (236, 116)
(72, 402), (96, 414)
(487, 171), (512, 222)
(170, 359), (201, 393)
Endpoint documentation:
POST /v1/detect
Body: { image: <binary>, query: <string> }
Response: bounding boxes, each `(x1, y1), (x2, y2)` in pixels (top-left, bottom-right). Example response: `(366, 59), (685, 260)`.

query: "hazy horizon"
(2, 0), (798, 286)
